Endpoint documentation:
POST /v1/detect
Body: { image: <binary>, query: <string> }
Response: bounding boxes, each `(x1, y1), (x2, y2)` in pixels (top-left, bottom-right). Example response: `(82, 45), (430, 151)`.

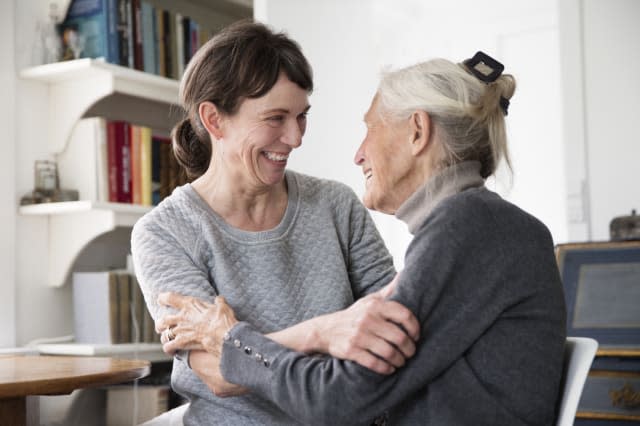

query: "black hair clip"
(462, 51), (504, 83)
(462, 51), (509, 115)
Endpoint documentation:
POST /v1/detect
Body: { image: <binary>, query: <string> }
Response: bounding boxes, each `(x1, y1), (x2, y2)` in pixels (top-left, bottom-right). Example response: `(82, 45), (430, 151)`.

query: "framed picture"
(556, 241), (640, 349)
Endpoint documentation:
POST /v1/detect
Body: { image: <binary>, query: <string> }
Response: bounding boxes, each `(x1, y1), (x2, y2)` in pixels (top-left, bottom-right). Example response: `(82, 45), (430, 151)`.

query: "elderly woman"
(131, 21), (420, 425)
(158, 52), (567, 425)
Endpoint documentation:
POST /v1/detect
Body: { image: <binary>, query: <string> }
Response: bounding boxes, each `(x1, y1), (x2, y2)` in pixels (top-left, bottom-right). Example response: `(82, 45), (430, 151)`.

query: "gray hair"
(376, 58), (516, 178)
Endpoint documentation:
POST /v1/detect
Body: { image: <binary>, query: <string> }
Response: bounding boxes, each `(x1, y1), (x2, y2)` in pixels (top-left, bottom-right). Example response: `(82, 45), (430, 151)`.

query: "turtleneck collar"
(395, 161), (485, 234)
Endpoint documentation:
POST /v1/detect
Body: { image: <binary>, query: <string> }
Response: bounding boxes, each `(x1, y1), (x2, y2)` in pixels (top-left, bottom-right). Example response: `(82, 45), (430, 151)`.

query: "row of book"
(73, 270), (159, 344)
(62, 0), (214, 79)
(99, 119), (188, 205)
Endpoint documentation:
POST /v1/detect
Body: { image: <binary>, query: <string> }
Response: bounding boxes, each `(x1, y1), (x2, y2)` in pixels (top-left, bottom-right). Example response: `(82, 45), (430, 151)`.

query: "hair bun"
(172, 118), (211, 179)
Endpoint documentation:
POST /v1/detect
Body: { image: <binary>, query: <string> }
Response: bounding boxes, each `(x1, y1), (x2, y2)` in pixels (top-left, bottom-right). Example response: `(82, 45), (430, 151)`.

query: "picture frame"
(556, 241), (640, 349)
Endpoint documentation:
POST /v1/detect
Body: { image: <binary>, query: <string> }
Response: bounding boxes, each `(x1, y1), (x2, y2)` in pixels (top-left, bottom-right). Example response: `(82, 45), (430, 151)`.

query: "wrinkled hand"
(156, 293), (238, 356)
(313, 274), (420, 375)
(189, 350), (248, 398)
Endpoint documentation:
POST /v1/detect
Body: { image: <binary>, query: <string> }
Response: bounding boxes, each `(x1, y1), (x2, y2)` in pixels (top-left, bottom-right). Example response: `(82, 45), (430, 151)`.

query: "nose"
(354, 142), (365, 165)
(282, 119), (303, 148)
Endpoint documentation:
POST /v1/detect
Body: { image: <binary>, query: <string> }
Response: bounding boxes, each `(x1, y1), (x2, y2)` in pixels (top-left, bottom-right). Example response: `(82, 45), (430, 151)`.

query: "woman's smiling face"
(354, 95), (414, 214)
(218, 73), (310, 189)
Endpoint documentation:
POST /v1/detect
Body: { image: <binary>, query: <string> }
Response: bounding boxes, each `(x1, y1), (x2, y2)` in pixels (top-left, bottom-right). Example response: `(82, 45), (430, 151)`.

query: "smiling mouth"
(263, 151), (289, 162)
(364, 170), (373, 181)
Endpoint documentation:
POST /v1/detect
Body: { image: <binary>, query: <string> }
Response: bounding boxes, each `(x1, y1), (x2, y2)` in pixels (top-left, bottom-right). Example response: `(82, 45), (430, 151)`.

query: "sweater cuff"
(220, 322), (289, 397)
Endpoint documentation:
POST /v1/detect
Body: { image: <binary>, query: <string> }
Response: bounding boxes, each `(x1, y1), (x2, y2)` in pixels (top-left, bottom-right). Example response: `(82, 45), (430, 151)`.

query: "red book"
(106, 121), (132, 203)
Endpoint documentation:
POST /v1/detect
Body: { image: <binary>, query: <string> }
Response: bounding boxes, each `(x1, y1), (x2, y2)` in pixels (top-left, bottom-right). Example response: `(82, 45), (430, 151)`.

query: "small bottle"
(42, 3), (62, 64)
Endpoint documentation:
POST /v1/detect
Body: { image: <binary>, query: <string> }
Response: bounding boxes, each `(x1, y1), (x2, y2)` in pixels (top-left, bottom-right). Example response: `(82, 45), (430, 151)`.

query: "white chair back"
(139, 403), (189, 426)
(556, 337), (598, 426)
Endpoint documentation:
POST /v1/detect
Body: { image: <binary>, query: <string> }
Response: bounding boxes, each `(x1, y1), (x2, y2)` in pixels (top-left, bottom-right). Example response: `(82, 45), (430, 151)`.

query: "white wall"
(580, 0), (640, 239)
(256, 0), (566, 266)
(559, 0), (640, 242)
(0, 0), (17, 347)
(13, 0), (76, 346)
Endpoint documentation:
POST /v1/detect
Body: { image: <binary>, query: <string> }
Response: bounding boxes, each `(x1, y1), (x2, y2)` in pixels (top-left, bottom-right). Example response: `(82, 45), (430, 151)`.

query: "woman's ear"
(409, 110), (431, 156)
(198, 101), (224, 140)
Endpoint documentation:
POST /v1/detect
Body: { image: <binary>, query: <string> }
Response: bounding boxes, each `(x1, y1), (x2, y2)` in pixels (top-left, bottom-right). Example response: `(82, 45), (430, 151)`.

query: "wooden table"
(0, 355), (151, 426)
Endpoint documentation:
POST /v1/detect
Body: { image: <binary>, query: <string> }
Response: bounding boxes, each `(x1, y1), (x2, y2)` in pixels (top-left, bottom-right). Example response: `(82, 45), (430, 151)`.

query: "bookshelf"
(17, 58), (184, 287)
(17, 0), (251, 289)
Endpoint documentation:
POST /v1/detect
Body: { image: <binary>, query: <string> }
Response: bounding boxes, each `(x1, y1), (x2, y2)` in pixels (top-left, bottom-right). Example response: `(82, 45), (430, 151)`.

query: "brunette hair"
(172, 20), (314, 179)
(377, 58), (516, 178)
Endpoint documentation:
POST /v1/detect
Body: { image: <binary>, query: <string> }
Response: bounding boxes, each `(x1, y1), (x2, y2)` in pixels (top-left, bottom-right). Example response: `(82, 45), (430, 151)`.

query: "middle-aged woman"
(131, 21), (420, 425)
(158, 52), (568, 425)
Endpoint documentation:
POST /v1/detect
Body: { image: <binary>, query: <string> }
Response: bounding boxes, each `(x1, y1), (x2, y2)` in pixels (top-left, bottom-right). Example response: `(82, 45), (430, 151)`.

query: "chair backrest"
(556, 337), (598, 426)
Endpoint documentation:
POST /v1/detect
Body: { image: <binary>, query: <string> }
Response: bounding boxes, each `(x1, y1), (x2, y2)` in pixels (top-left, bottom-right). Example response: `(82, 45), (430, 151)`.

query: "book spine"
(130, 124), (141, 205)
(94, 118), (109, 202)
(119, 122), (132, 203)
(175, 13), (185, 78)
(116, 272), (132, 343)
(183, 16), (191, 68)
(169, 10), (178, 79)
(155, 8), (165, 77)
(106, 0), (120, 64)
(140, 126), (153, 206)
(109, 272), (120, 344)
(162, 9), (173, 78)
(116, 0), (129, 66)
(155, 135), (172, 200)
(131, 0), (144, 70)
(106, 120), (118, 202)
(189, 19), (199, 60)
(141, 1), (156, 74)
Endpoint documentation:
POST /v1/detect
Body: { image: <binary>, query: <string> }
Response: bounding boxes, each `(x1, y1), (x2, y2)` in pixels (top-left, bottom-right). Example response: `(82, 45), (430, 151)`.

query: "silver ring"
(165, 327), (176, 341)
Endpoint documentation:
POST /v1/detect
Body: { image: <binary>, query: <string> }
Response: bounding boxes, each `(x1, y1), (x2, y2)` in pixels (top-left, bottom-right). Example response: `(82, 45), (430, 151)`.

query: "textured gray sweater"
(130, 170), (396, 425)
(220, 161), (567, 425)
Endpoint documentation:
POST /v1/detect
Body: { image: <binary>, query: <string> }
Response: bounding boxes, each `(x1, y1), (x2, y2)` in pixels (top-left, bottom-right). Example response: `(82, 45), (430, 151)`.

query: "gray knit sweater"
(220, 161), (567, 425)
(130, 171), (396, 425)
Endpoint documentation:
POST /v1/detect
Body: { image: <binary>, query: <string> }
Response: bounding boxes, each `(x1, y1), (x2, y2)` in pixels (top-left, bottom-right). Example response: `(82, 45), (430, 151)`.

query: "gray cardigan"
(220, 162), (567, 425)
(131, 170), (396, 425)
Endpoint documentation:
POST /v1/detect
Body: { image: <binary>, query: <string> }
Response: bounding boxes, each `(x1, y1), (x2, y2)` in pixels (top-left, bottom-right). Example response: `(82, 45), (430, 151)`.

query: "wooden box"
(556, 241), (640, 423)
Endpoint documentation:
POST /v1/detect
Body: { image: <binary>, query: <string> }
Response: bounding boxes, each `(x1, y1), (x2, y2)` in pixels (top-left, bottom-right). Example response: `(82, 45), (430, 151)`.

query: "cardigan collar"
(395, 161), (485, 235)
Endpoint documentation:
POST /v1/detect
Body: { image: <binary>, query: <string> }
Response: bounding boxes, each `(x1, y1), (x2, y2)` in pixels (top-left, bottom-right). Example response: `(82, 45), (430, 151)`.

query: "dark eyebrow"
(262, 105), (311, 115)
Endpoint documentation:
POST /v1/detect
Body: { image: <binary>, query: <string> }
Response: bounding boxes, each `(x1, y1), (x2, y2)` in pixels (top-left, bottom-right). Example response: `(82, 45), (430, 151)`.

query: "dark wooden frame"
(555, 240), (640, 350)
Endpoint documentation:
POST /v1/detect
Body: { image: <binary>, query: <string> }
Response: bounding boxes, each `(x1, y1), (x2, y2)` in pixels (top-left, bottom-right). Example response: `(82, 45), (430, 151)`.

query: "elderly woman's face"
(220, 73), (310, 188)
(354, 96), (414, 214)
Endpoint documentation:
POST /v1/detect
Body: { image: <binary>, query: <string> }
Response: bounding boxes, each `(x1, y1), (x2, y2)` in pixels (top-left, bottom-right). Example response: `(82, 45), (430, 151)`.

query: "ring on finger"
(164, 327), (176, 341)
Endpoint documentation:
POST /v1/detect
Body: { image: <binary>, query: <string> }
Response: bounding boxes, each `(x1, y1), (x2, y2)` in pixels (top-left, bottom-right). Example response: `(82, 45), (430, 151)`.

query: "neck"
(191, 166), (289, 232)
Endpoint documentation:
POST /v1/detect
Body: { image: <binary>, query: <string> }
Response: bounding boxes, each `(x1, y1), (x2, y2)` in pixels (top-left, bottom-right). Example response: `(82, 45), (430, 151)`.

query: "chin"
(363, 193), (396, 215)
(362, 192), (382, 213)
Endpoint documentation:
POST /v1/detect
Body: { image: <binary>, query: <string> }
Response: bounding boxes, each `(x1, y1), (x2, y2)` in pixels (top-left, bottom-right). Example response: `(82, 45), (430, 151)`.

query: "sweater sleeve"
(130, 208), (217, 323)
(220, 193), (564, 425)
(343, 187), (396, 298)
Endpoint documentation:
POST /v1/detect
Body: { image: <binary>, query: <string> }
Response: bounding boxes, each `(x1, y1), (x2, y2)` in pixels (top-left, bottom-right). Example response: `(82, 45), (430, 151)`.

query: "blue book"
(141, 1), (156, 74)
(63, 0), (119, 64)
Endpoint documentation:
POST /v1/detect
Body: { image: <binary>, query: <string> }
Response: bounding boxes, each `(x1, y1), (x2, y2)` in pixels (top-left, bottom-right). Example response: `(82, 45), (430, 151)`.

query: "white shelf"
(19, 58), (181, 154)
(19, 201), (152, 287)
(19, 200), (151, 224)
(36, 343), (171, 362)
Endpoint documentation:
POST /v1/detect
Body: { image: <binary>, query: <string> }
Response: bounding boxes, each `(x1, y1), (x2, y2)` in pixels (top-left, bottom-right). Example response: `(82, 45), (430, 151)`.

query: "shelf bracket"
(48, 209), (117, 287)
(48, 74), (114, 155)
